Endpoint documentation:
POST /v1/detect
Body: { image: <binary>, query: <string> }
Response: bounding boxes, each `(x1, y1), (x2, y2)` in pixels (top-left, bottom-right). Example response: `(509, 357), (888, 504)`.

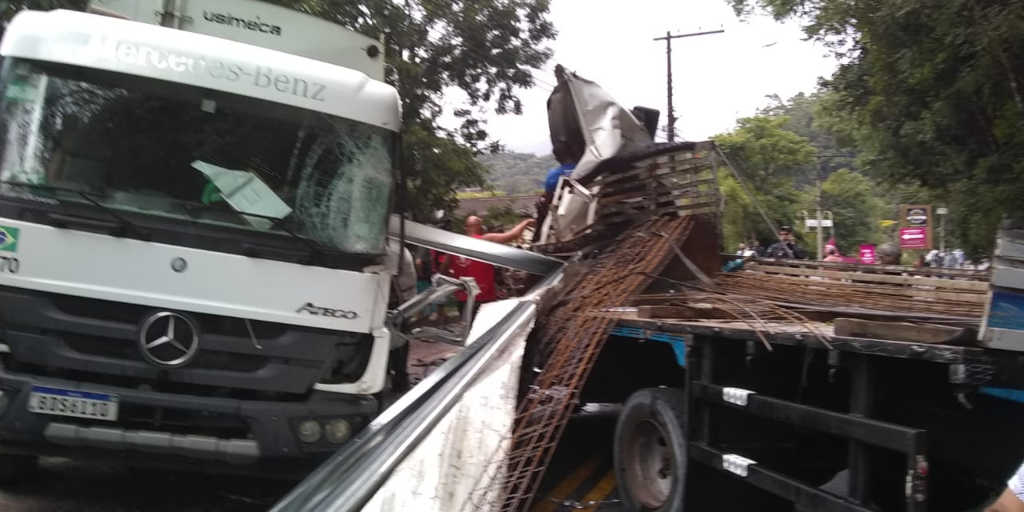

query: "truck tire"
(0, 454), (37, 484)
(615, 387), (687, 512)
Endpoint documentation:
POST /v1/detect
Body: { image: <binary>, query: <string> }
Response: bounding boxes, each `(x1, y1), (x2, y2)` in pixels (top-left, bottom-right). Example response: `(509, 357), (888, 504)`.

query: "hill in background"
(478, 152), (556, 195)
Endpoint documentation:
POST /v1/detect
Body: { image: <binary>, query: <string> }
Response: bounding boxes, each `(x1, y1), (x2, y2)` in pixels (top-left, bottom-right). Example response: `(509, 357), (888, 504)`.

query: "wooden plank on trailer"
(599, 177), (718, 202)
(600, 168), (715, 193)
(747, 264), (989, 291)
(719, 273), (989, 304)
(751, 257), (989, 280)
(598, 163), (712, 188)
(833, 318), (975, 345)
(601, 159), (711, 185)
(595, 200), (718, 226)
(598, 189), (717, 214)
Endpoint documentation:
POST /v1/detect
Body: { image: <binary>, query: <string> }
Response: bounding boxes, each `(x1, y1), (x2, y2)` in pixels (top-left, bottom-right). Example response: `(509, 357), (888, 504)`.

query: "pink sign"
(859, 244), (877, 265)
(899, 227), (928, 249)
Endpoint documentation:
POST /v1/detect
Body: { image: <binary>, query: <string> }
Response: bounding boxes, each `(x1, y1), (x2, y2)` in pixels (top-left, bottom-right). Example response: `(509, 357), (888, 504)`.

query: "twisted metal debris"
(466, 215), (695, 512)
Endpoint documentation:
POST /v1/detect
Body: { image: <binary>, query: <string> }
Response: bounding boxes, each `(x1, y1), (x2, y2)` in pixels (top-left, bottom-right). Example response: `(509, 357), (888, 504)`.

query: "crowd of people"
(919, 248), (967, 268)
(735, 226), (810, 261)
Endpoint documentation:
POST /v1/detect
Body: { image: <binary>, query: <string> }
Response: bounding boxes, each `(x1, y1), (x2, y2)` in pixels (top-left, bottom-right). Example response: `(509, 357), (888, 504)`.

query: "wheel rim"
(624, 419), (674, 509)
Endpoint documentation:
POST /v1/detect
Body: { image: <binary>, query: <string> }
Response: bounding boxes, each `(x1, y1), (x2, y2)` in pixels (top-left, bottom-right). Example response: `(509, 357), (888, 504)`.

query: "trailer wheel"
(615, 388), (687, 512)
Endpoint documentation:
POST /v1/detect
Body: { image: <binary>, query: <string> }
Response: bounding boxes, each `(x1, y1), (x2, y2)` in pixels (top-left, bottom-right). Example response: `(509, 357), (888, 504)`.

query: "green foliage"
(715, 114), (814, 249)
(483, 204), (527, 231)
(760, 92), (859, 186)
(450, 204), (526, 237)
(729, 0), (1024, 254)
(268, 0), (556, 220)
(720, 169), (813, 250)
(817, 169), (885, 254)
(477, 151), (555, 194)
(717, 94), (891, 255)
(400, 124), (490, 218)
(714, 116), (816, 186)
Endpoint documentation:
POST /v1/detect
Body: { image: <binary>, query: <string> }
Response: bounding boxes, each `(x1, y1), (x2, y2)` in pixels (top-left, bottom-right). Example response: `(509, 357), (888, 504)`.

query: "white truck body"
(88, 0), (386, 81)
(0, 2), (403, 467)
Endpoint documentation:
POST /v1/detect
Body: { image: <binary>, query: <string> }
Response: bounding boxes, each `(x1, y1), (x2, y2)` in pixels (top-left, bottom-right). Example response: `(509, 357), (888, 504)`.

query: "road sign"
(859, 244), (877, 264)
(899, 205), (933, 250)
(899, 227), (929, 249)
(805, 219), (834, 228)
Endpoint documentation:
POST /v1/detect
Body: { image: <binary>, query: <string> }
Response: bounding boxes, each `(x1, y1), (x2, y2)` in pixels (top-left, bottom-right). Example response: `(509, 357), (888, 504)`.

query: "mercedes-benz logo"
(137, 311), (200, 368)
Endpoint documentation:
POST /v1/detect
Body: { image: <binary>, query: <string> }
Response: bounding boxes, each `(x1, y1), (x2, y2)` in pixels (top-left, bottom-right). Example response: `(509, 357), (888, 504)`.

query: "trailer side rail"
(685, 335), (929, 512)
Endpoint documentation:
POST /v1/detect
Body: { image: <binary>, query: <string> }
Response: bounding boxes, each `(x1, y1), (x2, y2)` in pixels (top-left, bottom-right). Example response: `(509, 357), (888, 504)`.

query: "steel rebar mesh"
(463, 215), (696, 512)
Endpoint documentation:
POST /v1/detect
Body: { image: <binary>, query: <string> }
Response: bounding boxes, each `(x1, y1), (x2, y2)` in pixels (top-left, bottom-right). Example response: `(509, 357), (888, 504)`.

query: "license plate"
(27, 386), (119, 421)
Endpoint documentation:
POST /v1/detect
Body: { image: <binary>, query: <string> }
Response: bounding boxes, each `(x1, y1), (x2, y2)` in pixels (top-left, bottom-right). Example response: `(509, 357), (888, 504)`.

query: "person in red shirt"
(442, 215), (535, 318)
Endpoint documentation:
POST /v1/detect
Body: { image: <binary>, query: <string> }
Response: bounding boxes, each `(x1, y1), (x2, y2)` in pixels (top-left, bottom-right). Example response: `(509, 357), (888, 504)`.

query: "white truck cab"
(0, 0), (403, 474)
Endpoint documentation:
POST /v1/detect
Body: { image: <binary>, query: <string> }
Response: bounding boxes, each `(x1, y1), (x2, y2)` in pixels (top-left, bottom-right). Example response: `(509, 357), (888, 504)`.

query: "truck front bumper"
(0, 366), (378, 465)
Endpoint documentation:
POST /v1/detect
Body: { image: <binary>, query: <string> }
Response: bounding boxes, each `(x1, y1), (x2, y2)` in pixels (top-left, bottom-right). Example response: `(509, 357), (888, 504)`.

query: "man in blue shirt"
(544, 162), (576, 196)
(534, 140), (584, 243)
(542, 140), (583, 204)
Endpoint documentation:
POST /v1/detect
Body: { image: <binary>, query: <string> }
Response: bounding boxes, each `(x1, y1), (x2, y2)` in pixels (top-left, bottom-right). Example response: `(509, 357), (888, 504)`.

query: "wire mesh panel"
(464, 215), (696, 512)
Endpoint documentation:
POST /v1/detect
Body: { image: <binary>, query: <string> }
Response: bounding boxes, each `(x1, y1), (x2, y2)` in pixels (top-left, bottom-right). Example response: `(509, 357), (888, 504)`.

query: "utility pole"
(654, 29), (724, 141)
(811, 154), (846, 260)
(937, 207), (949, 253)
(816, 163), (824, 260)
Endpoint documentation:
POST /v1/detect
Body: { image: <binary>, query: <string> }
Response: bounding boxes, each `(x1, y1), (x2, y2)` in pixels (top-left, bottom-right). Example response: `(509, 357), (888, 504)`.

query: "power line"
(653, 29), (724, 142)
(533, 75), (557, 91)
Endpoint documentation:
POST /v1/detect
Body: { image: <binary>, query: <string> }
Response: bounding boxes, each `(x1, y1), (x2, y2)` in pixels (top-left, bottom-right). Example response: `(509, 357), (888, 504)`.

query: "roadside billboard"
(859, 244), (877, 264)
(899, 205), (933, 250)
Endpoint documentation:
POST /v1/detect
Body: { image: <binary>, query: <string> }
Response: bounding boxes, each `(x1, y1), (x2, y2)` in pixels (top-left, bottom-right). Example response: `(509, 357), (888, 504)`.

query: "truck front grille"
(63, 333), (268, 373)
(0, 286), (374, 396)
(51, 295), (290, 339)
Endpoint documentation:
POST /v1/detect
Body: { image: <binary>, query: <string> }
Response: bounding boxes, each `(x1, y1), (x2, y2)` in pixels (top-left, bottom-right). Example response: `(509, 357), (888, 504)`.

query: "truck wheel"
(615, 388), (687, 512)
(0, 454), (37, 484)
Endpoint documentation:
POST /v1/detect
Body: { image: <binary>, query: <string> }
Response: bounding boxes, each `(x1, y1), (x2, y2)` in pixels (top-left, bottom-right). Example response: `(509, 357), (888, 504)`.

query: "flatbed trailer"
(581, 312), (1024, 512)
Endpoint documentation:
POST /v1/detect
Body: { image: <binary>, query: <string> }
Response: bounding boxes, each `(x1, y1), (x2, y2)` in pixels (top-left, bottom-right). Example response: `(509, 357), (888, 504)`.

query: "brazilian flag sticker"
(0, 226), (19, 253)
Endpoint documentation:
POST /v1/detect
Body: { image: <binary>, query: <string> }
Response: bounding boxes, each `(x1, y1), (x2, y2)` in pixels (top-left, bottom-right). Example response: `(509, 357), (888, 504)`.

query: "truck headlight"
(324, 419), (352, 444)
(297, 419), (322, 444)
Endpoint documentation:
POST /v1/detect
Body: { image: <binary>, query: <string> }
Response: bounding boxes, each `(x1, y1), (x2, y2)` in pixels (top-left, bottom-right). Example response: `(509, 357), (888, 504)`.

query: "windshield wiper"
(0, 181), (151, 240)
(181, 203), (326, 259)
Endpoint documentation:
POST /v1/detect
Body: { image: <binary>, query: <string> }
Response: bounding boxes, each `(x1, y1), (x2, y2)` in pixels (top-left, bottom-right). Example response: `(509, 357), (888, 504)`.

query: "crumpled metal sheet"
(548, 67), (653, 184)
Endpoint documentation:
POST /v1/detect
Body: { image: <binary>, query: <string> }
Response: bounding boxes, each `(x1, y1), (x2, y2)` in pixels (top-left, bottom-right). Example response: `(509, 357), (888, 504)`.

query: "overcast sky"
(454, 0), (839, 155)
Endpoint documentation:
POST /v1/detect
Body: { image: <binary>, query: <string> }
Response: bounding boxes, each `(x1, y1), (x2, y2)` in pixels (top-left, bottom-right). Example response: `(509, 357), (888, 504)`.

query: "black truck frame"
(585, 317), (1024, 511)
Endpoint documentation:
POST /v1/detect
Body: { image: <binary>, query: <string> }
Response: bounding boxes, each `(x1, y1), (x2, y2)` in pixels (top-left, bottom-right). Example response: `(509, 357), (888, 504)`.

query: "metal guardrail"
(388, 215), (564, 275)
(271, 270), (563, 512)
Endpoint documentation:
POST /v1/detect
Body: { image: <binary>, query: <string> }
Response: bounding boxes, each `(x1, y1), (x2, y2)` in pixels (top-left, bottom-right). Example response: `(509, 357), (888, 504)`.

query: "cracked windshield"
(0, 59), (394, 255)
(0, 0), (1021, 512)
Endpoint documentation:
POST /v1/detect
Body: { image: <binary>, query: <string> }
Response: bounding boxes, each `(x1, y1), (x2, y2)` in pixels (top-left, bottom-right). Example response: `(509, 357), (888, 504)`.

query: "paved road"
(528, 406), (623, 512)
(0, 407), (621, 512)
(0, 339), (463, 512)
(0, 458), (295, 512)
